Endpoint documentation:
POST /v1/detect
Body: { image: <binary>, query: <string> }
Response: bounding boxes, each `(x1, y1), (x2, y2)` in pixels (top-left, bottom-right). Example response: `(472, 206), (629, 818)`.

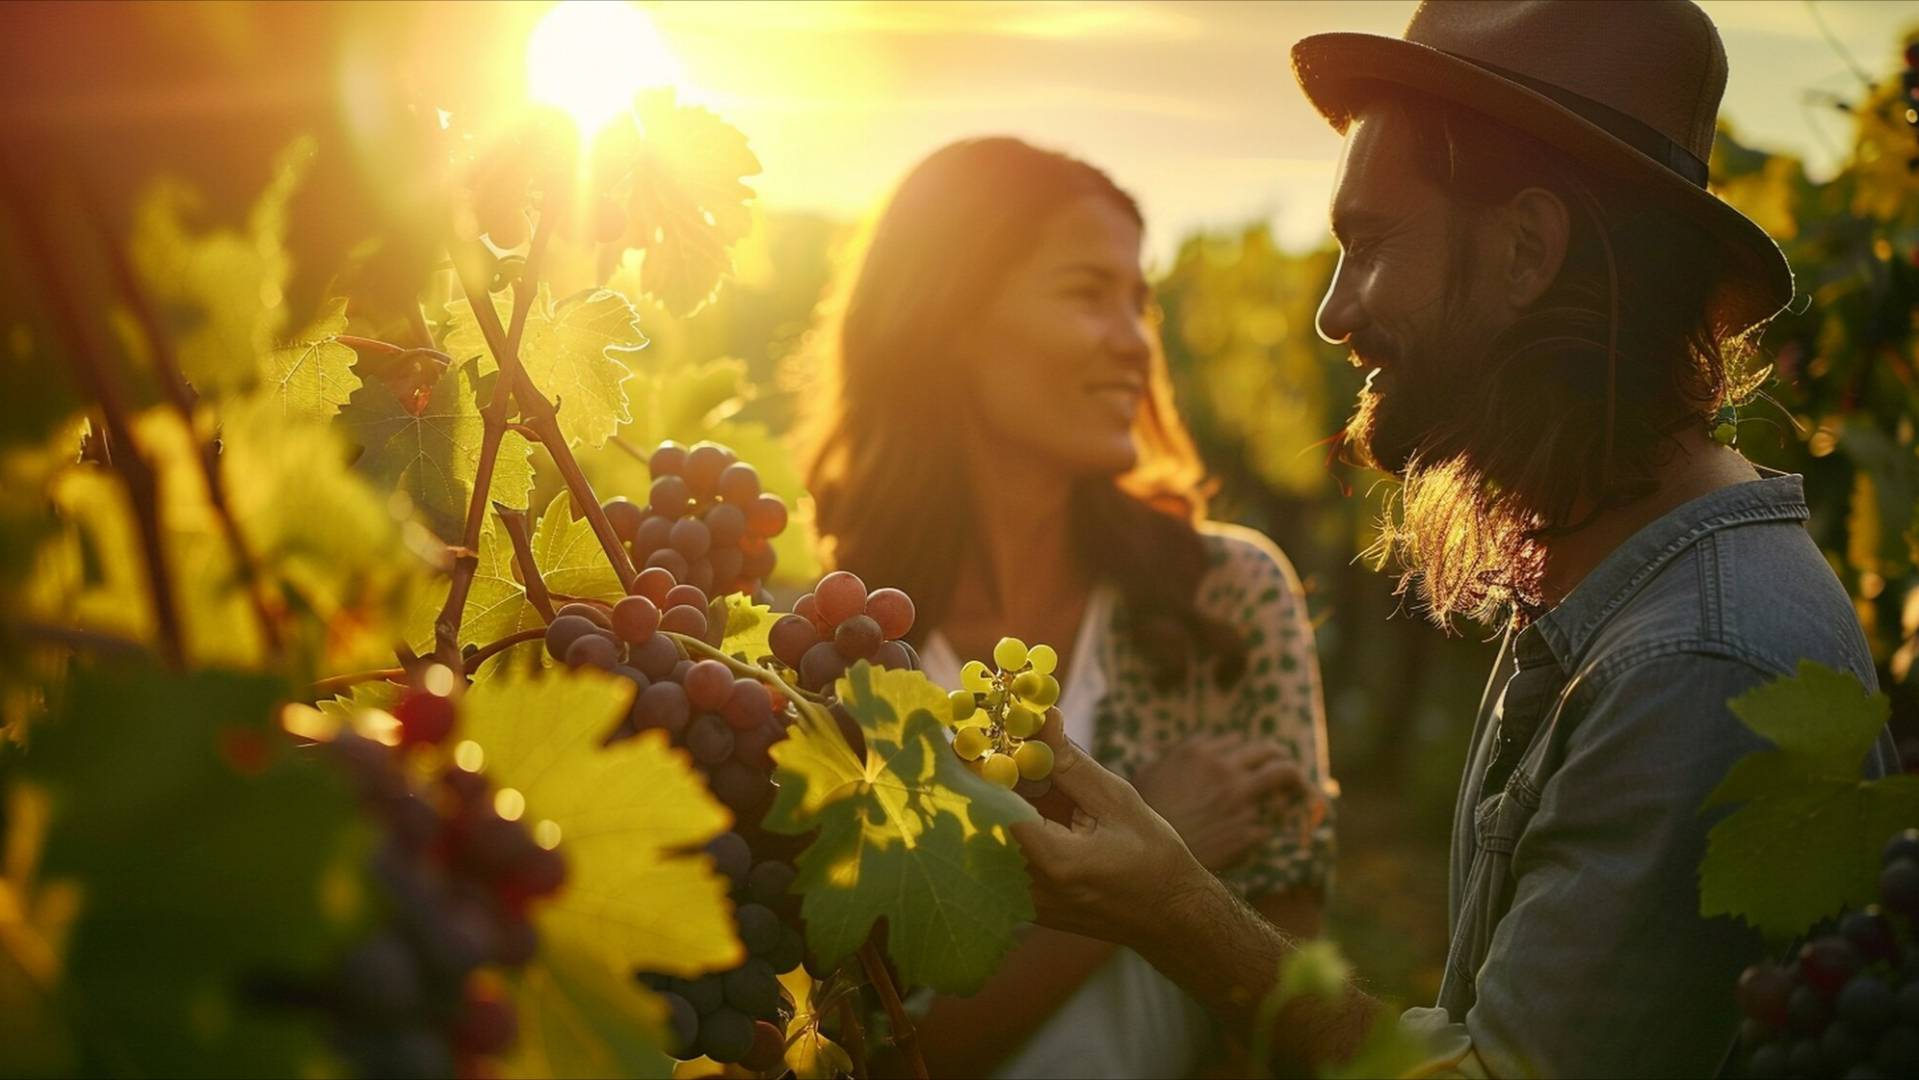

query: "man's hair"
(1358, 87), (1767, 626)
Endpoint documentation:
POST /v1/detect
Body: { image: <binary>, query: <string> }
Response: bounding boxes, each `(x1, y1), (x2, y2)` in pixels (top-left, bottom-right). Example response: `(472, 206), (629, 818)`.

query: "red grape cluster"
(639, 829), (807, 1067)
(769, 571), (919, 693)
(315, 679), (564, 1078)
(600, 440), (786, 600)
(1736, 829), (1919, 1078)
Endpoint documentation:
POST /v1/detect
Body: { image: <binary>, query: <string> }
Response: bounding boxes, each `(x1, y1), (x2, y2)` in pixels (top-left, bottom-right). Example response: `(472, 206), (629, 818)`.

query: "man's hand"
(1136, 733), (1306, 871)
(1011, 714), (1311, 943)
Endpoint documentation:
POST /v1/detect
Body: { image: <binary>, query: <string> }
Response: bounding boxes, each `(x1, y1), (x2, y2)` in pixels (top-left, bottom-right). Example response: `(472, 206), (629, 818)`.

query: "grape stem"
(0, 163), (185, 669)
(838, 993), (870, 1080)
(434, 210), (553, 671)
(307, 626), (544, 698)
(858, 941), (929, 1080)
(493, 502), (555, 622)
(664, 632), (832, 712)
(84, 188), (285, 659)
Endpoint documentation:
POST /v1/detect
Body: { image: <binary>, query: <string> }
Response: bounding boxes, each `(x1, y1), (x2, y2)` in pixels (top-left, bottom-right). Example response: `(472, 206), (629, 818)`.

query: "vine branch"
(495, 502), (555, 622)
(858, 941), (928, 1080)
(308, 626), (545, 698)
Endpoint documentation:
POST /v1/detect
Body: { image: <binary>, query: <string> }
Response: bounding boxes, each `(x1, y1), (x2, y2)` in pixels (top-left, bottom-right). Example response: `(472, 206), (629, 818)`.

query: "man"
(1010, 3), (1900, 1077)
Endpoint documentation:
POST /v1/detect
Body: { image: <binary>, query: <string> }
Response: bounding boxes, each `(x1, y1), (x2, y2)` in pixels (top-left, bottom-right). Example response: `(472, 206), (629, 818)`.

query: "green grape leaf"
(22, 663), (367, 1076)
(502, 937), (674, 1080)
(443, 285), (644, 449)
(461, 668), (743, 976)
(339, 359), (534, 539)
(766, 663), (1036, 994)
(261, 297), (359, 422)
(621, 89), (762, 316)
(126, 140), (308, 398)
(720, 594), (775, 665)
(1699, 662), (1913, 939)
(779, 968), (854, 1080)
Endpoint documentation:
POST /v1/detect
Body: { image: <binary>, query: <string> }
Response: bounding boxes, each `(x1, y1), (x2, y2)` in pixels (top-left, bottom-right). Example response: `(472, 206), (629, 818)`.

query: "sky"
(631, 0), (1919, 266)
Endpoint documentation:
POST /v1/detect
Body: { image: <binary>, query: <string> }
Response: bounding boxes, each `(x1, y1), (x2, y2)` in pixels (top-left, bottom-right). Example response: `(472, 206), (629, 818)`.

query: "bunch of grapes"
(639, 830), (806, 1068)
(1735, 829), (1919, 1078)
(600, 440), (787, 599)
(768, 570), (920, 693)
(946, 637), (1060, 791)
(308, 674), (565, 1078)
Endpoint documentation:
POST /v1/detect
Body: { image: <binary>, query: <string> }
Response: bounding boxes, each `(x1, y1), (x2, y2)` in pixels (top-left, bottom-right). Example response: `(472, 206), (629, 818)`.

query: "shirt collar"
(1516, 473), (1810, 673)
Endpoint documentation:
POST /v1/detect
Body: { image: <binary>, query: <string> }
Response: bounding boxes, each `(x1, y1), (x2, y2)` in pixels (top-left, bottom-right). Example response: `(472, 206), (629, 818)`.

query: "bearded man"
(1010, 2), (1899, 1076)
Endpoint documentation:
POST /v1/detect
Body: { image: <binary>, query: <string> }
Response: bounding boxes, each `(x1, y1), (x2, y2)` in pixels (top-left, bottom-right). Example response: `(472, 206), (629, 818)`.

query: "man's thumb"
(1034, 706), (1135, 818)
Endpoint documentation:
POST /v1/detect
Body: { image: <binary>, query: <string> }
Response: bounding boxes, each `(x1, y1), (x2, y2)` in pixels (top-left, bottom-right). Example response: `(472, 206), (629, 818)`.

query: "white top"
(920, 584), (1215, 1079)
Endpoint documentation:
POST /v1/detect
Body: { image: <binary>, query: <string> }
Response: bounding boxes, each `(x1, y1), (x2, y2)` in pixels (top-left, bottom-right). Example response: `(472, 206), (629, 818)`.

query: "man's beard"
(1340, 324), (1552, 627)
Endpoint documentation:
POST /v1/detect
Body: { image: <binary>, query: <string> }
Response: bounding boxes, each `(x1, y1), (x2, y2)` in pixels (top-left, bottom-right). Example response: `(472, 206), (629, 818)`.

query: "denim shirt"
(1401, 474), (1899, 1078)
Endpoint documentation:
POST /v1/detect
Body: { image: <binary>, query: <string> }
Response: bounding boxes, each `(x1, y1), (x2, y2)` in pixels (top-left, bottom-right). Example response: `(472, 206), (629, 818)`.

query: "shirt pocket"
(1440, 772), (1543, 1007)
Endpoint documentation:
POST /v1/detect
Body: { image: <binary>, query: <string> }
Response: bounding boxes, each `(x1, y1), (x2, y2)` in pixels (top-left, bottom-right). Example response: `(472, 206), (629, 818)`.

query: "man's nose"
(1315, 256), (1359, 346)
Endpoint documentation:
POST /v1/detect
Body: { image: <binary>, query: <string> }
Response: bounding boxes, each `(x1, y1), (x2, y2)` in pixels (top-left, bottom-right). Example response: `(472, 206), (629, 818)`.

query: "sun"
(526, 1), (684, 135)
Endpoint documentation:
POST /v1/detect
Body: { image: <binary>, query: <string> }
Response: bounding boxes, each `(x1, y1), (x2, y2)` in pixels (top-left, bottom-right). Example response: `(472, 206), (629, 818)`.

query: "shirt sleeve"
(1454, 652), (1775, 1078)
(1199, 528), (1338, 900)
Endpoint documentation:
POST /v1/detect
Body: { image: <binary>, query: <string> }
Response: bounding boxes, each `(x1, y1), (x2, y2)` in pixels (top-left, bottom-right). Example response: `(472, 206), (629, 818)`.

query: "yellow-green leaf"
(443, 284), (643, 449)
(261, 297), (359, 422)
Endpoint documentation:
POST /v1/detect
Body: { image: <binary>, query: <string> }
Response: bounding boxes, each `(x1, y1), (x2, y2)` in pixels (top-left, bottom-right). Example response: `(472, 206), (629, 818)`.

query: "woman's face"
(959, 194), (1154, 479)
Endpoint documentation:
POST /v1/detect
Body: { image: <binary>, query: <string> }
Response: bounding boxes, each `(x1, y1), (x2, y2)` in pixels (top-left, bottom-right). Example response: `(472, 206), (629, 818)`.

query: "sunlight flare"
(526, 1), (683, 134)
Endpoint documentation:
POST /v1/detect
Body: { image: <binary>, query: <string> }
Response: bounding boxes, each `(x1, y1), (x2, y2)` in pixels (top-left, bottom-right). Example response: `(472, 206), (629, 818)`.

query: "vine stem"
(0, 161), (184, 668)
(308, 626), (545, 698)
(433, 217), (552, 671)
(858, 941), (928, 1080)
(838, 993), (869, 1080)
(83, 190), (284, 658)
(494, 503), (555, 622)
(664, 633), (831, 711)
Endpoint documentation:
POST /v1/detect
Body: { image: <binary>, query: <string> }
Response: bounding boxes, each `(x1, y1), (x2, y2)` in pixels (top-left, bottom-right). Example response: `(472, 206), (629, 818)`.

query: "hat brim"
(1292, 32), (1793, 335)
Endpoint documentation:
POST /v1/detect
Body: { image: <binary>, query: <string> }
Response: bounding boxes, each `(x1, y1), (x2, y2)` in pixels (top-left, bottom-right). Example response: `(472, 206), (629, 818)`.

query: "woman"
(800, 137), (1335, 1079)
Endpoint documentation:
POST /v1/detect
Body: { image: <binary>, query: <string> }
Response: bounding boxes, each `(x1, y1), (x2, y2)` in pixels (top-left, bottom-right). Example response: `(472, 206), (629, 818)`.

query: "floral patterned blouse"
(1088, 521), (1337, 899)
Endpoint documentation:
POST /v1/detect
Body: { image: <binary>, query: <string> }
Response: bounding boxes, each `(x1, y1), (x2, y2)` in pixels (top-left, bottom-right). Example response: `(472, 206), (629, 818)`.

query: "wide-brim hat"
(1292, 0), (1792, 336)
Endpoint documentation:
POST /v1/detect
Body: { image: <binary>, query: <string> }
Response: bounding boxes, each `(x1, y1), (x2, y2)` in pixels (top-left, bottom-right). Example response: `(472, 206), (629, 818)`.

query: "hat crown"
(1403, 0), (1727, 162)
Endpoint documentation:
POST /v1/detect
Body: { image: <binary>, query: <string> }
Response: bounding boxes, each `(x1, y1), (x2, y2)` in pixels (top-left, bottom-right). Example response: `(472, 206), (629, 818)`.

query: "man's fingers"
(1035, 710), (1141, 819)
(1244, 759), (1313, 803)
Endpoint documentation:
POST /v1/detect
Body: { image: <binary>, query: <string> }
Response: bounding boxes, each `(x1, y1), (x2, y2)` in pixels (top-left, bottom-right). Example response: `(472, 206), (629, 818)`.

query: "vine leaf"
(500, 936), (674, 1080)
(1699, 661), (1915, 940)
(766, 663), (1036, 994)
(261, 297), (359, 422)
(443, 284), (644, 449)
(620, 89), (761, 316)
(720, 594), (775, 665)
(339, 359), (534, 539)
(18, 663), (368, 1075)
(779, 968), (854, 1080)
(460, 669), (743, 978)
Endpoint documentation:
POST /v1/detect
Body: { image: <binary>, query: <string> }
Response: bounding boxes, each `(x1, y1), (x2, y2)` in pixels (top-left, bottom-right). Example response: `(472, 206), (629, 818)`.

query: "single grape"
(395, 686), (457, 746)
(1842, 908), (1902, 965)
(636, 514), (674, 556)
(612, 596), (662, 644)
(742, 541), (776, 581)
(732, 717), (784, 771)
(710, 759), (772, 817)
(1738, 964), (1793, 1027)
(993, 636), (1029, 671)
(565, 633), (621, 671)
(747, 861), (796, 908)
(1004, 705), (1042, 739)
(555, 601), (614, 630)
(670, 517), (713, 560)
(687, 715), (736, 765)
(1011, 671), (1046, 701)
(800, 640), (849, 691)
(646, 547), (691, 583)
(767, 927), (805, 974)
(649, 441), (687, 478)
(1028, 643), (1059, 676)
(1884, 829), (1919, 866)
(871, 640), (911, 670)
(1789, 983), (1831, 1033)
(746, 494), (788, 538)
(896, 640), (921, 671)
(685, 444), (735, 499)
(672, 659), (696, 683)
(699, 1006), (756, 1064)
(706, 833), (753, 888)
(814, 571), (867, 625)
(631, 633), (683, 680)
(635, 682), (692, 738)
(794, 593), (827, 631)
(770, 614), (822, 669)
(1744, 1042), (1789, 1079)
(744, 1019), (786, 1072)
(864, 587), (916, 639)
(737, 903), (783, 956)
(1027, 674), (1061, 708)
(544, 614), (603, 662)
(834, 614), (883, 660)
(949, 690), (978, 723)
(717, 462), (761, 504)
(1841, 975), (1897, 1033)
(688, 555), (716, 595)
(650, 474), (692, 519)
(722, 958), (781, 1019)
(685, 659), (735, 710)
(980, 753), (1020, 789)
(660, 991), (700, 1055)
(961, 660), (994, 694)
(666, 583), (709, 612)
(1883, 859), (1919, 917)
(705, 501), (747, 547)
(633, 566), (677, 605)
(661, 603), (709, 637)
(1013, 739), (1054, 781)
(953, 725), (992, 761)
(602, 498), (645, 542)
(709, 547), (744, 588)
(1801, 936), (1863, 997)
(721, 679), (773, 731)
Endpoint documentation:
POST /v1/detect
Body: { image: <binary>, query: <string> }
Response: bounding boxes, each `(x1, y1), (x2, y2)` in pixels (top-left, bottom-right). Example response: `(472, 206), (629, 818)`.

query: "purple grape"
(721, 958), (781, 1019)
(646, 547), (690, 582)
(769, 614), (821, 669)
(565, 633), (621, 671)
(661, 603), (708, 637)
(685, 444), (734, 500)
(602, 498), (644, 542)
(634, 682), (691, 738)
(705, 502), (746, 547)
(649, 441), (687, 478)
(1883, 829), (1919, 866)
(799, 640), (847, 692)
(706, 832), (751, 888)
(1840, 975), (1897, 1033)
(674, 972), (724, 1014)
(670, 517), (712, 559)
(636, 514), (674, 555)
(650, 474), (692, 518)
(709, 759), (770, 818)
(698, 1006), (755, 1064)
(708, 547), (744, 587)
(833, 614), (882, 661)
(544, 614), (603, 662)
(871, 639), (910, 670)
(721, 679), (772, 731)
(736, 903), (782, 956)
(661, 991), (700, 1054)
(555, 601), (612, 630)
(612, 595), (661, 644)
(747, 861), (796, 908)
(631, 633), (682, 679)
(717, 462), (760, 504)
(1882, 858), (1919, 917)
(685, 660), (735, 711)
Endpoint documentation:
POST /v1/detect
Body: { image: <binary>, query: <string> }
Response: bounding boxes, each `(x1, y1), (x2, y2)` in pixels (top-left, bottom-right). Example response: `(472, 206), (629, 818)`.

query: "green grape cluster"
(948, 637), (1061, 789)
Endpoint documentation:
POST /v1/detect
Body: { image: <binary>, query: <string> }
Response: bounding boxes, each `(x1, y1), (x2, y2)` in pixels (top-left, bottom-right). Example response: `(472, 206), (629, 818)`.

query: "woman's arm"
(915, 929), (1116, 1078)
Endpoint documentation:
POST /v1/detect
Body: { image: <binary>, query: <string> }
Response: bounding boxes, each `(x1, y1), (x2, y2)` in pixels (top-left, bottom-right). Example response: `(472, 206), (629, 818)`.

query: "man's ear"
(1503, 187), (1571, 308)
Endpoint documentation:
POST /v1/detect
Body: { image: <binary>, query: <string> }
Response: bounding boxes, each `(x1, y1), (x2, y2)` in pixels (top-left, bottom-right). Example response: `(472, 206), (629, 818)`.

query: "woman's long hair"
(799, 137), (1245, 685)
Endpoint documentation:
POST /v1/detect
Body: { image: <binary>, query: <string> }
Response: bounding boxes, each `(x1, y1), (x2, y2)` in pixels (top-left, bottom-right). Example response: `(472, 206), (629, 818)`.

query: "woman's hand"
(1134, 734), (1305, 871)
